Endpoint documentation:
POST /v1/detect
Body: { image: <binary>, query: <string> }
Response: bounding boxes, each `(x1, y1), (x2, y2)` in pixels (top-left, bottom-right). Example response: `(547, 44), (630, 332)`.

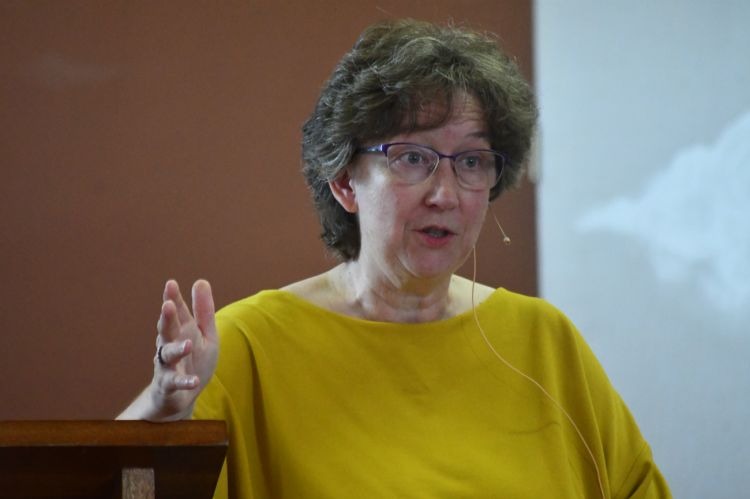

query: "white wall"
(534, 2), (750, 497)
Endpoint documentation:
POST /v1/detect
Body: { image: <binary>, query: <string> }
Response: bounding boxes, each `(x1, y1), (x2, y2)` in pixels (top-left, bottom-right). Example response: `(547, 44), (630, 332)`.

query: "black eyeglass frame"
(357, 142), (506, 190)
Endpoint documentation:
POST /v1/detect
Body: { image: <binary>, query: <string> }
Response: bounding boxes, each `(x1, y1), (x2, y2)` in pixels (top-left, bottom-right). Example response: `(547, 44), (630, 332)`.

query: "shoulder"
(476, 289), (598, 381)
(479, 286), (574, 331)
(216, 278), (343, 341)
(280, 272), (333, 304)
(449, 274), (502, 317)
(213, 288), (311, 350)
(280, 269), (355, 316)
(216, 289), (289, 324)
(448, 276), (574, 333)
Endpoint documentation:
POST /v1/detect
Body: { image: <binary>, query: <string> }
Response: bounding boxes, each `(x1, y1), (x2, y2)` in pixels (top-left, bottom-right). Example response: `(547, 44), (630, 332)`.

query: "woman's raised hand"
(117, 279), (218, 421)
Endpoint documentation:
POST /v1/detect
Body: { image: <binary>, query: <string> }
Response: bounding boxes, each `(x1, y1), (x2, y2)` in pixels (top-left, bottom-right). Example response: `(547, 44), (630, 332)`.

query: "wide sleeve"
(193, 312), (269, 499)
(612, 442), (671, 499)
(565, 319), (672, 499)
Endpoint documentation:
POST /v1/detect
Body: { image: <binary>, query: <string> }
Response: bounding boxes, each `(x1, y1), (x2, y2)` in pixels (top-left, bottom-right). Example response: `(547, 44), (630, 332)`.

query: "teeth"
(426, 228), (447, 237)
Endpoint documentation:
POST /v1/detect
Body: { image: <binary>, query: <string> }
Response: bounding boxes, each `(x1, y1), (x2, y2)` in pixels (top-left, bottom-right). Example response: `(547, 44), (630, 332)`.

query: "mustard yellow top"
(194, 289), (670, 498)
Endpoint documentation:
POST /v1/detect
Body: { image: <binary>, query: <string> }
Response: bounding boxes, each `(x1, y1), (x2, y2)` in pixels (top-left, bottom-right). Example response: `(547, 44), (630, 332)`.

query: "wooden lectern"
(0, 420), (227, 498)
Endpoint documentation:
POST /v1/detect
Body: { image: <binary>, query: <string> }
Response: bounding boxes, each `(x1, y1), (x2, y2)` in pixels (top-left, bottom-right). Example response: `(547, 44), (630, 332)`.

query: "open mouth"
(420, 226), (453, 238)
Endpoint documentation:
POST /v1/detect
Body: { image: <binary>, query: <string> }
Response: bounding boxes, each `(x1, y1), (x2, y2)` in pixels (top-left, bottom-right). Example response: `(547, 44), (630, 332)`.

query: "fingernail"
(182, 340), (189, 353)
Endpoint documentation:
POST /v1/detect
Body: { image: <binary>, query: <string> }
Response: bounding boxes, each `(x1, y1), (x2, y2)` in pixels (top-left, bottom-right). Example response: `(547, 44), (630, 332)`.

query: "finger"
(192, 279), (217, 343)
(157, 300), (182, 344)
(163, 280), (194, 326)
(155, 339), (192, 368)
(158, 370), (200, 393)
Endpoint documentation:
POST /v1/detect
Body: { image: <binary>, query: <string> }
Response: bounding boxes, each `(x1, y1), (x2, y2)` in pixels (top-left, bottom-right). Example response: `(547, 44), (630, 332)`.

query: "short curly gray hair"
(302, 19), (538, 261)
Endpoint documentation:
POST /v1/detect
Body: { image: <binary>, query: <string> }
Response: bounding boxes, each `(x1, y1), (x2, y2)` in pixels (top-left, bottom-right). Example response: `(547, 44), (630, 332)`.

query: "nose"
(424, 158), (460, 210)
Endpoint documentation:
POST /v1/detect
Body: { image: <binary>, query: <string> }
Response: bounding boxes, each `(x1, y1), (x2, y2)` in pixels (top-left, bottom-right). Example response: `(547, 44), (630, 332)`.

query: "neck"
(330, 261), (456, 323)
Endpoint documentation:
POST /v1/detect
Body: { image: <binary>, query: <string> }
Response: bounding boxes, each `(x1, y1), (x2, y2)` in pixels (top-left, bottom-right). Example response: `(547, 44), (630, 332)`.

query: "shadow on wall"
(577, 110), (750, 324)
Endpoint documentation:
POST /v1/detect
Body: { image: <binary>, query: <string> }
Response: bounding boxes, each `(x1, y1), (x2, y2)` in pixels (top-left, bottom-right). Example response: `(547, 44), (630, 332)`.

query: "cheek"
(463, 193), (489, 222)
(356, 184), (403, 236)
(463, 198), (490, 242)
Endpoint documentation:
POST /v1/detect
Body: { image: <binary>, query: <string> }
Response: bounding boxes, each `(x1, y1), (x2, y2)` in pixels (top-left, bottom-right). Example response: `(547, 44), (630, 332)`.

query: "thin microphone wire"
(491, 211), (511, 245)
(470, 246), (606, 499)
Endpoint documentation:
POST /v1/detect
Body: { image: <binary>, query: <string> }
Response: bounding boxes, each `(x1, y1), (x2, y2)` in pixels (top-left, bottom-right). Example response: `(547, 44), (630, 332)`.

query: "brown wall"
(0, 0), (536, 420)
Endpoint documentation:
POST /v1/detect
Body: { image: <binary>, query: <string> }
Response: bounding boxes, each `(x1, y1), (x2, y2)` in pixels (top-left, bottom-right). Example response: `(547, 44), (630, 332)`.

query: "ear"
(328, 170), (358, 214)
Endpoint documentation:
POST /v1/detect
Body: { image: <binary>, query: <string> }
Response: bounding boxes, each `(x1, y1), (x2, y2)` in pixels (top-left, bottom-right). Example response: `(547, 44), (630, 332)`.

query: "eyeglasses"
(357, 142), (505, 191)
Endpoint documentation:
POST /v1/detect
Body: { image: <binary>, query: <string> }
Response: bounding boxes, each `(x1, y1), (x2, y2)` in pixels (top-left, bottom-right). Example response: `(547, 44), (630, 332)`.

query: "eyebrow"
(397, 128), (491, 148)
(466, 130), (490, 140)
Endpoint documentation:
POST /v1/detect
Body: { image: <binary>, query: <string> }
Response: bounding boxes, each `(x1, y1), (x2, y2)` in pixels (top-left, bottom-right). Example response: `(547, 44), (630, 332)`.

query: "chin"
(407, 255), (464, 281)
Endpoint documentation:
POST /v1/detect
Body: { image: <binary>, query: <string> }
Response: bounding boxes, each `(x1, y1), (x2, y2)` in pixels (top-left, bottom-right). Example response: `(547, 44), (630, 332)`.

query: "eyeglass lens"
(385, 144), (502, 189)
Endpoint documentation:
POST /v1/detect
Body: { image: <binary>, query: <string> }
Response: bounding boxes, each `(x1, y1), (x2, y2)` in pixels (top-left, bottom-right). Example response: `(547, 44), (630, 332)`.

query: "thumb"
(192, 279), (217, 342)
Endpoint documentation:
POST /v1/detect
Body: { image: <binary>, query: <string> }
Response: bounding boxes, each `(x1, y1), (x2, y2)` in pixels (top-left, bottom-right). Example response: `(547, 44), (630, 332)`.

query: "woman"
(119, 19), (670, 498)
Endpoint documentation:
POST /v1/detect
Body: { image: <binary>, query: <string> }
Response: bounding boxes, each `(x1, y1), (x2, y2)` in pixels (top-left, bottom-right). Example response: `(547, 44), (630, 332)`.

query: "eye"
(390, 146), (433, 168)
(457, 152), (487, 170)
(461, 154), (482, 169)
(398, 150), (430, 166)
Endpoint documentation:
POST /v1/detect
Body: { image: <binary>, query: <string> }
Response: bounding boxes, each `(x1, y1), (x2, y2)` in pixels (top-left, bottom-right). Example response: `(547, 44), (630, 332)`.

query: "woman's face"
(346, 93), (491, 283)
